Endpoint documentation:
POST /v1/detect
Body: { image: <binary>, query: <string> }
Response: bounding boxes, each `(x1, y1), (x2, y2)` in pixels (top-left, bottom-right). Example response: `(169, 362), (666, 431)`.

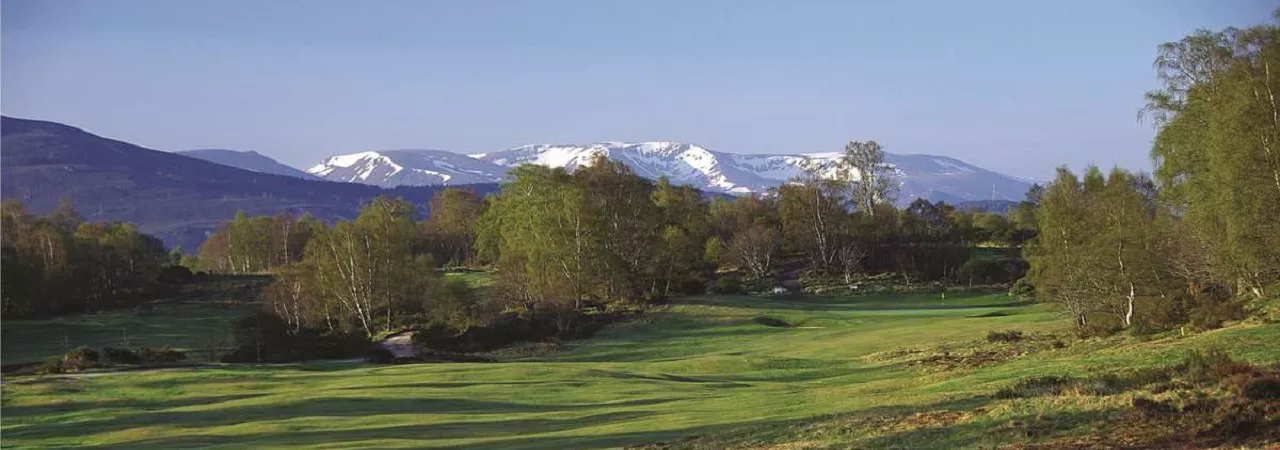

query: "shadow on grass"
(586, 369), (753, 388)
(335, 380), (577, 391)
(105, 410), (661, 449)
(3, 395), (680, 443)
(1, 393), (269, 419)
(676, 295), (1036, 313)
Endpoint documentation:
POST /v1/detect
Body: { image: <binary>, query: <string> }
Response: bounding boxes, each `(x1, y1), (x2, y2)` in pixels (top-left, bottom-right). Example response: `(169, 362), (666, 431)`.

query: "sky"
(2, 1), (1276, 180)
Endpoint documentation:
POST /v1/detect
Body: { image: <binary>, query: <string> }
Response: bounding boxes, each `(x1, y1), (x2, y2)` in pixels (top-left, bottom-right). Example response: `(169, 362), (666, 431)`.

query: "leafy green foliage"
(419, 188), (486, 266)
(60, 346), (100, 372)
(138, 346), (187, 364)
(1145, 14), (1280, 299)
(101, 347), (142, 365)
(197, 211), (322, 274)
(1, 200), (172, 318)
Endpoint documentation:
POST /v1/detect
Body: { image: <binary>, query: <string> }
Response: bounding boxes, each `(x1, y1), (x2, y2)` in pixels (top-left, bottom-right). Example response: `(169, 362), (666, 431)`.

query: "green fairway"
(3, 292), (1278, 449)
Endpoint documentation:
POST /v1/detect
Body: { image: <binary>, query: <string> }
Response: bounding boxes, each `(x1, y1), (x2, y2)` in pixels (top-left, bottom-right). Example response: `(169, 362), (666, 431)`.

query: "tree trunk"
(1123, 282), (1135, 328)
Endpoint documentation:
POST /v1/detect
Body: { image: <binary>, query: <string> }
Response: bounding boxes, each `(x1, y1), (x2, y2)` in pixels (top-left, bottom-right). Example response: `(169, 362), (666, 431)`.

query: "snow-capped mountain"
(307, 142), (1032, 204)
(180, 149), (319, 180)
(306, 150), (508, 186)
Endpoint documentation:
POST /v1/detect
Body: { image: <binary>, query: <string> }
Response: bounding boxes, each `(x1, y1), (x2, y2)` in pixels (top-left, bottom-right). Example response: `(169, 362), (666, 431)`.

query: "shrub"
(1077, 373), (1130, 396)
(35, 359), (64, 375)
(61, 346), (100, 372)
(742, 278), (777, 294)
(986, 329), (1023, 343)
(1182, 348), (1236, 382)
(102, 347), (142, 365)
(710, 277), (744, 294)
(140, 346), (187, 363)
(1132, 397), (1176, 417)
(1009, 277), (1035, 299)
(156, 265), (195, 285)
(219, 345), (260, 363)
(366, 346), (395, 364)
(1127, 366), (1175, 387)
(957, 258), (1015, 286)
(1242, 376), (1280, 400)
(995, 375), (1075, 399)
(1184, 291), (1246, 330)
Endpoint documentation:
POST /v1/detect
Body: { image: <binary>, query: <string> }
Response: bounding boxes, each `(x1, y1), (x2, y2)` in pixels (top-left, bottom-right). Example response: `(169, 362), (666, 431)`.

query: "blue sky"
(2, 1), (1274, 179)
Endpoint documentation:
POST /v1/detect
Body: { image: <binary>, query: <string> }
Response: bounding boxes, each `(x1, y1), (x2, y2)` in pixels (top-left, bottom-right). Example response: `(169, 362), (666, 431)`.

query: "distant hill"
(0, 116), (498, 250)
(179, 149), (318, 180)
(955, 200), (1020, 214)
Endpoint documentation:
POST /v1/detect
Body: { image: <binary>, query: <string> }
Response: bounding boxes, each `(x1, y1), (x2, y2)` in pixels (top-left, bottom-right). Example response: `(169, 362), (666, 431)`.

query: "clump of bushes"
(365, 347), (396, 364)
(102, 347), (142, 365)
(1182, 291), (1247, 330)
(140, 346), (187, 363)
(986, 329), (1024, 343)
(32, 345), (189, 375)
(34, 359), (64, 375)
(1009, 277), (1035, 299)
(221, 311), (371, 363)
(710, 277), (744, 294)
(156, 265), (195, 285)
(995, 375), (1075, 399)
(61, 346), (101, 372)
(1241, 376), (1280, 400)
(742, 278), (778, 294)
(1181, 348), (1239, 382)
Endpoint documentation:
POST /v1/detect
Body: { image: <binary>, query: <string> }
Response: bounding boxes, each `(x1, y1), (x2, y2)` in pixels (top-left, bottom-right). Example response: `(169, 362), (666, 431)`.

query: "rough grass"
(3, 291), (1278, 449)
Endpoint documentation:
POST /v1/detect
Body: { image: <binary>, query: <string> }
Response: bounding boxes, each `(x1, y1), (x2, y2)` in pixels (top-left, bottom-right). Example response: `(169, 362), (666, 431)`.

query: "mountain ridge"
(0, 116), (498, 250)
(308, 141), (1033, 204)
(179, 148), (319, 180)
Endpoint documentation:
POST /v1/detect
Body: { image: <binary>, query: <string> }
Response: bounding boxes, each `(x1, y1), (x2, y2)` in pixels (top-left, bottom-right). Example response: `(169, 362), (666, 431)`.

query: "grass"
(2, 291), (1278, 449)
(1, 276), (266, 365)
(444, 270), (495, 288)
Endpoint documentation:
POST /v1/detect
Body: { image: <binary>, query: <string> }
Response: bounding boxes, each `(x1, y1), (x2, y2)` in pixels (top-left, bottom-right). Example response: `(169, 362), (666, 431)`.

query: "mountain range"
(0, 116), (497, 251)
(1, 115), (1032, 250)
(303, 141), (1033, 204)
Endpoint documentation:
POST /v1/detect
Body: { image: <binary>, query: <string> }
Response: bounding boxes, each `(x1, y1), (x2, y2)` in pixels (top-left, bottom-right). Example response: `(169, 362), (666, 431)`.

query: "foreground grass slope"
(2, 292), (1277, 449)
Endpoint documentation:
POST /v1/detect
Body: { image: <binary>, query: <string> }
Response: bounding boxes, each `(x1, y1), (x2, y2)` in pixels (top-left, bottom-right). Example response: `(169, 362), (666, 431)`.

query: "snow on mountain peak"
(305, 142), (1032, 204)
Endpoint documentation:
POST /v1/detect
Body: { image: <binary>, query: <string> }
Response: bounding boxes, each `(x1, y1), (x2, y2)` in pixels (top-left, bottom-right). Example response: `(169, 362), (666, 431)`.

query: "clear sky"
(2, 1), (1275, 179)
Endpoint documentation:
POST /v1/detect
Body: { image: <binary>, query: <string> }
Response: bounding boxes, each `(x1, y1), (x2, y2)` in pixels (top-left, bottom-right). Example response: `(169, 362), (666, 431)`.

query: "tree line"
(1, 199), (174, 318)
(1027, 12), (1280, 333)
(213, 143), (1028, 343)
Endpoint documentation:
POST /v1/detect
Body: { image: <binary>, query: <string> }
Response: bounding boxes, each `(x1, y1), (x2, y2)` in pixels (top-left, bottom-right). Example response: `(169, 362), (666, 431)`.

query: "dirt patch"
(868, 332), (1066, 371)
